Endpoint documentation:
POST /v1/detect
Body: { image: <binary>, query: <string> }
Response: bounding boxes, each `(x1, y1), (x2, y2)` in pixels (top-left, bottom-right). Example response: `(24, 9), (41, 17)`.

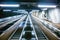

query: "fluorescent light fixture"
(3, 9), (11, 12)
(38, 5), (56, 8)
(0, 4), (19, 7)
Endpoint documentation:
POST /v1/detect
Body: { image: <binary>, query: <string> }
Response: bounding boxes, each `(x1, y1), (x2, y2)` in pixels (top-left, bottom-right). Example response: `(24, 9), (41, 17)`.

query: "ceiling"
(0, 0), (58, 5)
(0, 0), (59, 12)
(0, 0), (57, 2)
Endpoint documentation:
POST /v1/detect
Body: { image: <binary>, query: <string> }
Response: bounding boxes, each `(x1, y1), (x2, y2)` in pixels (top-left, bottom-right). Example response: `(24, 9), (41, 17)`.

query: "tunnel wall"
(47, 8), (60, 23)
(0, 9), (21, 18)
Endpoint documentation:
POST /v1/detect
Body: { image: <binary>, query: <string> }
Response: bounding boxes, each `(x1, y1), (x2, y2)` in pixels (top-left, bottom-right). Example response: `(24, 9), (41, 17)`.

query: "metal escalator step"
(37, 33), (44, 37)
(13, 34), (20, 35)
(24, 27), (33, 31)
(12, 36), (19, 37)
(38, 37), (47, 40)
(12, 37), (19, 39)
(11, 39), (19, 40)
(39, 37), (45, 38)
(13, 35), (20, 36)
(38, 39), (47, 40)
(21, 38), (37, 40)
(31, 38), (37, 40)
(40, 35), (44, 37)
(10, 28), (22, 39)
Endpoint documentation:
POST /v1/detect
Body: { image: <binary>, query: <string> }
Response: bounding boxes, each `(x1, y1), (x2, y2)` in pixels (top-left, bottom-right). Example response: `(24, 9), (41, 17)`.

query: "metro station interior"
(0, 0), (60, 40)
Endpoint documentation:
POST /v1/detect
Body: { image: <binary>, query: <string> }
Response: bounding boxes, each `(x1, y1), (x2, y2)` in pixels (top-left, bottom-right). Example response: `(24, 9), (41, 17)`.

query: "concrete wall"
(48, 8), (60, 23)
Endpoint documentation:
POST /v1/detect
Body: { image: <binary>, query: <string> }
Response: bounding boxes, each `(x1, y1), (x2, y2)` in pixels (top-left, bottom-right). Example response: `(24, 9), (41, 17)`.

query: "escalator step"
(11, 39), (19, 40)
(12, 37), (19, 39)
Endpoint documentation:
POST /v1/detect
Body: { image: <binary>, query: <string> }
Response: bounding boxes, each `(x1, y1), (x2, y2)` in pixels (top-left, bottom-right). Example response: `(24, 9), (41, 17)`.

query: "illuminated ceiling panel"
(0, 4), (20, 7)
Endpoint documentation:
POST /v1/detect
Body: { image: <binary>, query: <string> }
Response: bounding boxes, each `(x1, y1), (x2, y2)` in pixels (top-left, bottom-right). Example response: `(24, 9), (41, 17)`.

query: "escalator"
(0, 15), (23, 35)
(0, 15), (22, 25)
(24, 25), (33, 31)
(0, 19), (19, 34)
(41, 20), (60, 38)
(19, 15), (38, 40)
(8, 15), (48, 40)
(8, 17), (27, 40)
(34, 24), (48, 40)
(31, 15), (49, 40)
(9, 28), (22, 40)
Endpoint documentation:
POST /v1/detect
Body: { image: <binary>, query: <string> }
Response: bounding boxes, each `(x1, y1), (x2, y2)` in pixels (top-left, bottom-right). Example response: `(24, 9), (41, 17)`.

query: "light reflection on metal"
(3, 9), (11, 12)
(13, 10), (28, 14)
